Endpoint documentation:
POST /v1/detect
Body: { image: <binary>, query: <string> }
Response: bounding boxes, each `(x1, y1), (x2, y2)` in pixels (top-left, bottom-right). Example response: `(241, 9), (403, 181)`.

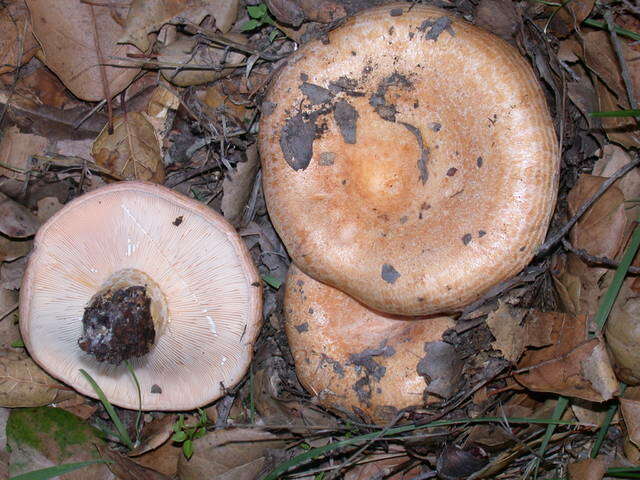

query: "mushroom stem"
(78, 269), (168, 365)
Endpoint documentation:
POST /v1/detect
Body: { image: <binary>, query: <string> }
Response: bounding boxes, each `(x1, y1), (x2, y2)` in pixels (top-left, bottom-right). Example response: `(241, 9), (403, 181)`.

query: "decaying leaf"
(474, 0), (521, 40)
(344, 452), (423, 480)
(620, 386), (640, 449)
(567, 457), (607, 480)
(92, 112), (165, 183)
(0, 236), (30, 263)
(145, 86), (180, 141)
(97, 445), (171, 480)
(0, 126), (48, 181)
(177, 428), (288, 480)
(128, 414), (176, 457)
(221, 144), (259, 227)
(1, 256), (27, 291)
(158, 36), (246, 87)
(606, 292), (640, 384)
(133, 441), (181, 478)
(486, 302), (551, 363)
(7, 407), (111, 480)
(121, 0), (239, 51)
(0, 0), (38, 75)
(515, 312), (619, 402)
(0, 349), (72, 407)
(545, 0), (595, 37)
(26, 0), (141, 101)
(0, 194), (39, 239)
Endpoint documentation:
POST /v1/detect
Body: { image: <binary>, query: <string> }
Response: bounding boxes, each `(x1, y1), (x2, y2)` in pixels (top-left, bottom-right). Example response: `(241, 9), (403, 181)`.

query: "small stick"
(88, 3), (114, 133)
(605, 10), (639, 115)
(562, 238), (640, 274)
(536, 153), (640, 257)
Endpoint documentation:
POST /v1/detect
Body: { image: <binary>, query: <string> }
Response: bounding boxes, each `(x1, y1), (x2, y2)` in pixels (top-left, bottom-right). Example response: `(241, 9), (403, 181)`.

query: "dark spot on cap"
(172, 216), (183, 226)
(251, 282), (260, 287)
(413, 100), (419, 108)
(341, 179), (347, 185)
(300, 82), (333, 105)
(400, 216), (408, 224)
(381, 264), (400, 283)
(280, 113), (317, 171)
(478, 230), (486, 237)
(462, 233), (472, 245)
(477, 156), (483, 167)
(409, 31), (415, 40)
(429, 122), (441, 132)
(390, 7), (403, 16)
(261, 101), (276, 116)
(446, 167), (457, 177)
(308, 307), (314, 314)
(351, 50), (357, 56)
(520, 246), (526, 251)
(333, 99), (359, 144)
(300, 73), (309, 81)
(151, 384), (162, 394)
(295, 322), (309, 333)
(296, 280), (304, 286)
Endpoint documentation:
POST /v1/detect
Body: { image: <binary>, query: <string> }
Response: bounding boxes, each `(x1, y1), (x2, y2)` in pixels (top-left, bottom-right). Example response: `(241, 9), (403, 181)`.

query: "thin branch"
(536, 153), (640, 257)
(88, 3), (114, 133)
(562, 238), (640, 274)
(605, 10), (639, 118)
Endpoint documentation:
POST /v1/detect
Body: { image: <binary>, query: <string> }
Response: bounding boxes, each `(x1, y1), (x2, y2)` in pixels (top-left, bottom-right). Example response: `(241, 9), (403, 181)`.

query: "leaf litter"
(2, 0), (640, 479)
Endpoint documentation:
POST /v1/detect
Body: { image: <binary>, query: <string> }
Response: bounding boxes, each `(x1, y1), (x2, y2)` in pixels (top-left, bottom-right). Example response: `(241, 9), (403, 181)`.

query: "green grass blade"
(262, 274), (282, 289)
(79, 369), (133, 449)
(9, 460), (113, 480)
(262, 416), (577, 480)
(529, 396), (570, 479)
(590, 110), (640, 118)
(125, 361), (143, 445)
(583, 19), (640, 41)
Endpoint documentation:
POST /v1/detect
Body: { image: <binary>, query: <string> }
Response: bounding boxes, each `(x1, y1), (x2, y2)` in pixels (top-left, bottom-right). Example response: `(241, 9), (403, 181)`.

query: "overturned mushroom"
(20, 182), (262, 410)
(259, 3), (558, 315)
(285, 265), (461, 422)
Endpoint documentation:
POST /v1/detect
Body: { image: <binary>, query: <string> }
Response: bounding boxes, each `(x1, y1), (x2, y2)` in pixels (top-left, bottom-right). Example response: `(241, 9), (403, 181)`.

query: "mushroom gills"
(78, 268), (168, 365)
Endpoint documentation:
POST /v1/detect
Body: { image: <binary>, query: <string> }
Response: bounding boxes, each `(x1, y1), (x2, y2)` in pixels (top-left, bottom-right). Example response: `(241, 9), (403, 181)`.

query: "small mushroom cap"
(285, 264), (458, 423)
(20, 182), (262, 410)
(259, 3), (559, 315)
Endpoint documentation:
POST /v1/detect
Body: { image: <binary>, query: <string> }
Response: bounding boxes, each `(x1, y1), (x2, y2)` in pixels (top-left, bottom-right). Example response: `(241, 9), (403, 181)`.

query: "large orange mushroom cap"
(285, 265), (461, 422)
(20, 182), (262, 411)
(259, 3), (559, 315)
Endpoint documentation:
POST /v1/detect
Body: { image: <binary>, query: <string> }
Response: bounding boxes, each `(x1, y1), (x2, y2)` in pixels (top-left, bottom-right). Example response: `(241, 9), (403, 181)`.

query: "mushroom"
(285, 265), (460, 422)
(20, 182), (262, 410)
(258, 3), (559, 315)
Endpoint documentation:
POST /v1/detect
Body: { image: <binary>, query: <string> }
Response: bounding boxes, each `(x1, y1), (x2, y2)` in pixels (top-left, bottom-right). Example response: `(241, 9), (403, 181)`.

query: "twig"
(88, 3), (114, 133)
(562, 238), (640, 274)
(536, 153), (640, 257)
(72, 99), (106, 130)
(604, 10), (639, 117)
(0, 303), (18, 322)
(0, 15), (27, 131)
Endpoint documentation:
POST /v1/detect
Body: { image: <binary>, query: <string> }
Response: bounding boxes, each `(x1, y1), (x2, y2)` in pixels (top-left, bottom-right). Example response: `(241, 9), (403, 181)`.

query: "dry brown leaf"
(0, 193), (39, 239)
(92, 112), (165, 182)
(221, 144), (259, 227)
(26, 0), (141, 101)
(297, 0), (346, 23)
(606, 294), (640, 384)
(0, 0), (38, 75)
(121, 0), (239, 51)
(515, 312), (619, 402)
(177, 428), (288, 480)
(0, 236), (30, 264)
(593, 145), (640, 221)
(201, 83), (251, 124)
(97, 446), (171, 480)
(552, 268), (581, 315)
(571, 399), (614, 427)
(1, 255), (27, 290)
(54, 396), (98, 420)
(344, 453), (422, 480)
(486, 303), (551, 363)
(128, 414), (176, 457)
(475, 0), (521, 40)
(17, 66), (78, 110)
(0, 349), (71, 407)
(158, 36), (246, 87)
(567, 457), (607, 480)
(545, 0), (594, 37)
(621, 386), (640, 448)
(133, 440), (181, 477)
(35, 197), (63, 223)
(0, 126), (49, 181)
(0, 289), (20, 351)
(596, 78), (640, 148)
(145, 86), (179, 141)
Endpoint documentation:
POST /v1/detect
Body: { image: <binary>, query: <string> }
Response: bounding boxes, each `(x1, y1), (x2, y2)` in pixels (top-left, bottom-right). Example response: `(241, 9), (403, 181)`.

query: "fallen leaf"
(92, 112), (165, 182)
(545, 0), (595, 37)
(158, 36), (246, 87)
(128, 414), (176, 457)
(133, 440), (181, 477)
(0, 349), (72, 407)
(7, 407), (111, 480)
(17, 65), (78, 110)
(567, 457), (607, 480)
(0, 236), (31, 263)
(97, 446), (171, 480)
(620, 386), (640, 448)
(121, 0), (239, 51)
(0, 126), (49, 181)
(1, 256), (27, 290)
(25, 0), (141, 101)
(571, 398), (614, 427)
(55, 396), (98, 421)
(0, 193), (39, 239)
(515, 312), (619, 402)
(35, 197), (64, 223)
(606, 294), (640, 384)
(0, 289), (21, 350)
(474, 0), (521, 40)
(593, 144), (640, 222)
(145, 86), (179, 141)
(0, 0), (38, 75)
(486, 302), (552, 363)
(344, 453), (423, 480)
(221, 144), (259, 227)
(177, 428), (288, 480)
(296, 0), (346, 23)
